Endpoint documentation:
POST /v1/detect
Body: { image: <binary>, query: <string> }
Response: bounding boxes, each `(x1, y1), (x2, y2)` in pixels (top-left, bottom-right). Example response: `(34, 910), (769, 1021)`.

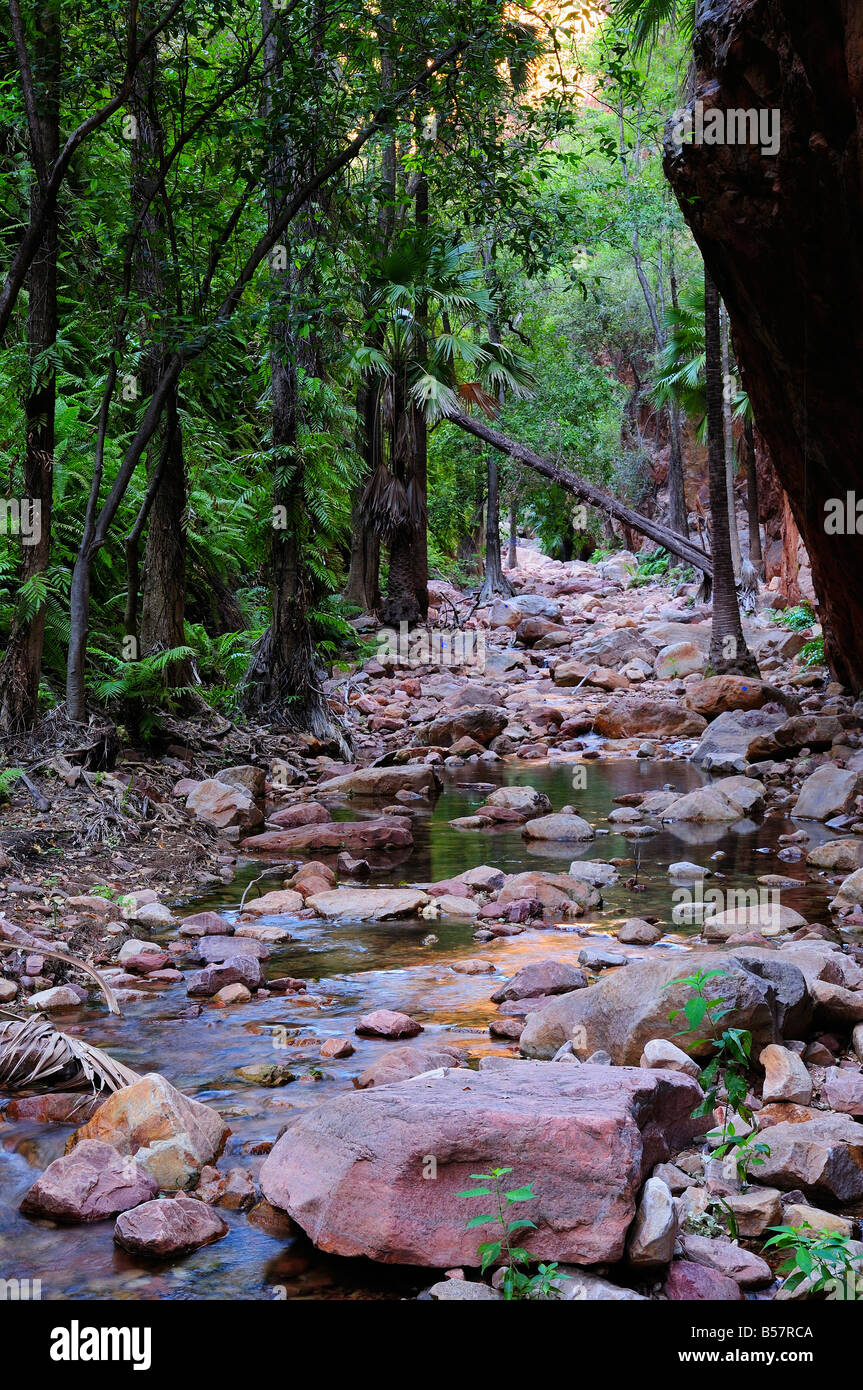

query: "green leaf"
(506, 1218), (537, 1234)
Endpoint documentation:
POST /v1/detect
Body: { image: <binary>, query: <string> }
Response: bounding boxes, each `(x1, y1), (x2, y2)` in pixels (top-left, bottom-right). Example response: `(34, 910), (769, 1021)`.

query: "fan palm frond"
(0, 1009), (140, 1093)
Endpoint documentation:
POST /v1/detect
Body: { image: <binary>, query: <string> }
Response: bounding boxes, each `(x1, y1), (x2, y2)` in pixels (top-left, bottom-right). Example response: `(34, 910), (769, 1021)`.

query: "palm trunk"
(0, 0), (59, 733)
(705, 270), (758, 675)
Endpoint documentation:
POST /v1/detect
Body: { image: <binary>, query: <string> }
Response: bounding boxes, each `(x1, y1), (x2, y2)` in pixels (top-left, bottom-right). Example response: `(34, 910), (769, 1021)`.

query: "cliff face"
(664, 0), (863, 688)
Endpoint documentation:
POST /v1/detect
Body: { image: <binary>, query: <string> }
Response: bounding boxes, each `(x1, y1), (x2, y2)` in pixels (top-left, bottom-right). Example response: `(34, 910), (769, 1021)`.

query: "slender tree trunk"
(621, 87), (689, 542)
(0, 0), (59, 733)
(507, 497), (518, 568)
(477, 262), (512, 603)
(345, 17), (392, 615)
(720, 300), (742, 578)
(744, 420), (763, 574)
(345, 377), (381, 611)
(409, 137), (429, 620)
(667, 402), (689, 537)
(479, 452), (512, 600)
(705, 270), (758, 675)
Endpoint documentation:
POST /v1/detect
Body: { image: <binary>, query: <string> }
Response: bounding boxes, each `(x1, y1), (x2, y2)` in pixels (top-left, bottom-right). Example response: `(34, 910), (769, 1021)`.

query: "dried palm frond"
(0, 940), (121, 1015)
(0, 1010), (140, 1094)
(360, 462), (410, 540)
(458, 382), (500, 418)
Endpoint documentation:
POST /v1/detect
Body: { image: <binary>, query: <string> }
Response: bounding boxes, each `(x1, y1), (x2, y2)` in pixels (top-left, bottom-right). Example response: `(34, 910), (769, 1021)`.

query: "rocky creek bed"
(2, 755), (862, 1301)
(4, 549), (863, 1301)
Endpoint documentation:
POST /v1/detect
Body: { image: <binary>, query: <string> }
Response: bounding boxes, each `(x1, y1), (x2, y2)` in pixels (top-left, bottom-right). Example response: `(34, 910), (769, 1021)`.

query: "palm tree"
(356, 233), (532, 624)
(611, 0), (694, 50)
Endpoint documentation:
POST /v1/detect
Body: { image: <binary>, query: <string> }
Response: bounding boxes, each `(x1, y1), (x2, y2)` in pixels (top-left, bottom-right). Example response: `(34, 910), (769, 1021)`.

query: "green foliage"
(458, 1167), (561, 1300)
(800, 636), (826, 668)
(764, 1224), (863, 1300)
(669, 968), (768, 1180)
(771, 602), (816, 632)
(89, 648), (197, 738)
(0, 768), (24, 801)
(0, 0), (712, 725)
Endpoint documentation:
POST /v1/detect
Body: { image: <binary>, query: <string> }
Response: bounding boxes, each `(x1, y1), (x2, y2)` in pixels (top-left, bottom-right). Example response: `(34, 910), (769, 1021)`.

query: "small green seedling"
(459, 1166), (560, 1300)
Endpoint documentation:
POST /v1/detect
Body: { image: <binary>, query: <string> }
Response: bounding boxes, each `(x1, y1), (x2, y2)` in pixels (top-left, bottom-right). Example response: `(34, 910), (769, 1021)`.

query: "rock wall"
(665, 0), (863, 685)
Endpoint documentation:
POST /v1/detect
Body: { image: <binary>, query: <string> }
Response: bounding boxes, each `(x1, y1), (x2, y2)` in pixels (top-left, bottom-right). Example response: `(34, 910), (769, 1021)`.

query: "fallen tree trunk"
(448, 411), (713, 578)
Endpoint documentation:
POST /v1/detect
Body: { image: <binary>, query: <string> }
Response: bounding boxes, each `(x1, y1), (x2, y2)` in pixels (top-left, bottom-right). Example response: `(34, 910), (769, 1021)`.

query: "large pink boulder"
(259, 1061), (704, 1267)
(239, 817), (413, 854)
(20, 1139), (158, 1223)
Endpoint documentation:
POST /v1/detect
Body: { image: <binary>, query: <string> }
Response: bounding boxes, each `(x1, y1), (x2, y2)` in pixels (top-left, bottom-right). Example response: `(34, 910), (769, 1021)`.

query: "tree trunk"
(409, 142), (429, 620)
(477, 286), (513, 603)
(744, 421), (763, 574)
(704, 270), (758, 676)
(507, 496), (518, 568)
(0, 0), (59, 733)
(478, 451), (512, 601)
(139, 396), (187, 663)
(720, 301), (742, 578)
(242, 0), (339, 743)
(128, 15), (190, 683)
(343, 14), (391, 616)
(667, 403), (689, 537)
(448, 412), (714, 577)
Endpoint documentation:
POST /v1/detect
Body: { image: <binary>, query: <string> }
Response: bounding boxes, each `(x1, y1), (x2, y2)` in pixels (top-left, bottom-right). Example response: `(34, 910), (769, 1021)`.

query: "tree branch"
(448, 410), (713, 576)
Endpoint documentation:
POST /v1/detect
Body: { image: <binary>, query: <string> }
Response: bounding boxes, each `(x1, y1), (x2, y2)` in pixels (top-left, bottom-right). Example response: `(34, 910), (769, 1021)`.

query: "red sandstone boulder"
(20, 1139), (158, 1223)
(259, 1061), (704, 1267)
(239, 817), (413, 854)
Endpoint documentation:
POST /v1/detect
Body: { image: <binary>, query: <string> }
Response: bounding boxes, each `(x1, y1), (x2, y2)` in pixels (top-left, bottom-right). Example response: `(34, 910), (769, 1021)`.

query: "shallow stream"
(0, 757), (842, 1300)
